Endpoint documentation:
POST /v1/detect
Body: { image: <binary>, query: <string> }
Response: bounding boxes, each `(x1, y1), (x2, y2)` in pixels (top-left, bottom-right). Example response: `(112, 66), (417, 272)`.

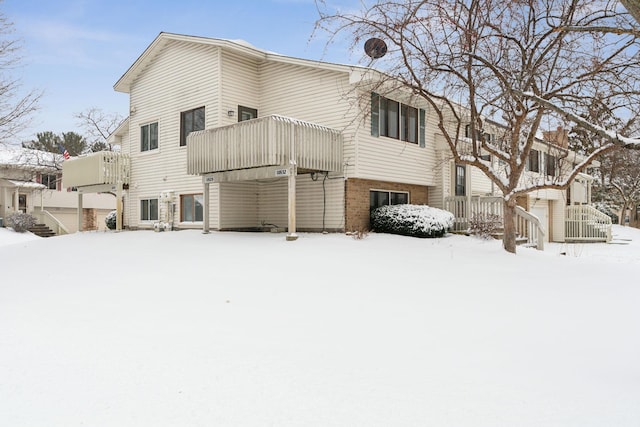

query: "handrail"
(515, 206), (545, 250)
(32, 209), (70, 236)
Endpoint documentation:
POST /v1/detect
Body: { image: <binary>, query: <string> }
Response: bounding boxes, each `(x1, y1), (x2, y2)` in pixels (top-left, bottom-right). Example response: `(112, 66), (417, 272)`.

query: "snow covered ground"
(1, 226), (639, 426)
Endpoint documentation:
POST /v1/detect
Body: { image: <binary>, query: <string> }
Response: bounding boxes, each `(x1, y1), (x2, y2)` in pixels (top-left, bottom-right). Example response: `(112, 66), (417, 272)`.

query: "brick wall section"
(82, 208), (97, 231)
(345, 178), (429, 232)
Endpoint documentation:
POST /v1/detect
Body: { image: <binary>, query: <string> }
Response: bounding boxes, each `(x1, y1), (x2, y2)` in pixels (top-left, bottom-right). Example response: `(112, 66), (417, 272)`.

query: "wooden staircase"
(28, 223), (56, 238)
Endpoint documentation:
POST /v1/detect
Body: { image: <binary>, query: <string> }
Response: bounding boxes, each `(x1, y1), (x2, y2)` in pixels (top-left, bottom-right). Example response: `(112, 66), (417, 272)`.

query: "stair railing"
(32, 209), (70, 236)
(514, 206), (545, 250)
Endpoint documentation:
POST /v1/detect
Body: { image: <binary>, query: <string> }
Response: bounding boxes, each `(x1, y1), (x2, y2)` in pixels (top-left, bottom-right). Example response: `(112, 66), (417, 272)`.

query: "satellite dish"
(364, 38), (387, 59)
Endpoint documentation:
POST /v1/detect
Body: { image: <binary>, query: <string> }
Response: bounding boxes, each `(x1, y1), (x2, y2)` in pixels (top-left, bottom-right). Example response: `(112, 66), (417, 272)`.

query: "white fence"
(565, 205), (612, 242)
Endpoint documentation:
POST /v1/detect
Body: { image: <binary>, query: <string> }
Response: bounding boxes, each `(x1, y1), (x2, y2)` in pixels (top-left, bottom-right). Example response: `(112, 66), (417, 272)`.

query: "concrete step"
(28, 223), (56, 238)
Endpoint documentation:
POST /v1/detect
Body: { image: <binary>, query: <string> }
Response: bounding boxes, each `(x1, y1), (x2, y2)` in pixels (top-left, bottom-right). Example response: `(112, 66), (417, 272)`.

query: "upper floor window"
(180, 106), (205, 146)
(41, 174), (58, 190)
(545, 153), (557, 177)
(371, 93), (425, 146)
(527, 149), (540, 173)
(238, 106), (257, 122)
(141, 122), (158, 152)
(140, 198), (158, 221)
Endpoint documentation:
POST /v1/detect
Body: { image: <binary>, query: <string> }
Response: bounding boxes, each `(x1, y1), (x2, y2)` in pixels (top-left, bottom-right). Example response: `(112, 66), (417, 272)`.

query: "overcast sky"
(3, 0), (358, 144)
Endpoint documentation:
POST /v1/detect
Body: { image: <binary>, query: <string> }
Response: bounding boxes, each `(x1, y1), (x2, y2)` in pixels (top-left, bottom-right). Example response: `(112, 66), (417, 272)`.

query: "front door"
(18, 194), (27, 213)
(530, 205), (549, 243)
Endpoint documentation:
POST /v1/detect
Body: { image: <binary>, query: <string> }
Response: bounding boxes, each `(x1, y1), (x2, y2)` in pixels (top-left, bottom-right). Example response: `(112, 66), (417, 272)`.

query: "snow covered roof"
(0, 145), (64, 170)
(0, 179), (46, 189)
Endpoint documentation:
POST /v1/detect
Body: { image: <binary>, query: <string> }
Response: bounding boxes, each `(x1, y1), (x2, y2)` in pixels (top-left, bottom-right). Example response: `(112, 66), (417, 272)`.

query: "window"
(401, 104), (418, 143)
(238, 106), (257, 122)
(545, 153), (557, 177)
(181, 194), (204, 222)
(141, 122), (158, 152)
(180, 107), (205, 146)
(528, 149), (540, 173)
(371, 93), (425, 146)
(380, 97), (400, 139)
(370, 190), (409, 210)
(140, 198), (158, 221)
(455, 165), (466, 196)
(41, 174), (57, 190)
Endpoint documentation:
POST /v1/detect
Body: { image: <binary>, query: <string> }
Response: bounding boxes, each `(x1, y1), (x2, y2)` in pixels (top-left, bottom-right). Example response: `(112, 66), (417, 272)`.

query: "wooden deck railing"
(565, 205), (612, 242)
(444, 196), (544, 250)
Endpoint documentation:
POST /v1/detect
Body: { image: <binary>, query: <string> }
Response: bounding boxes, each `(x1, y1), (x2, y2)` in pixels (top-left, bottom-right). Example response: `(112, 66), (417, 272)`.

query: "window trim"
(370, 189), (410, 211)
(140, 121), (159, 152)
(371, 93), (425, 145)
(140, 198), (159, 222)
(180, 106), (205, 147)
(180, 193), (204, 223)
(40, 173), (58, 190)
(238, 106), (258, 122)
(455, 164), (466, 196)
(528, 149), (540, 173)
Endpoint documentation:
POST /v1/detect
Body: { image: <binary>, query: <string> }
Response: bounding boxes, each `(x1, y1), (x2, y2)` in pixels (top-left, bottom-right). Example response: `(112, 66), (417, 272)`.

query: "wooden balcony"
(187, 115), (343, 179)
(62, 151), (130, 190)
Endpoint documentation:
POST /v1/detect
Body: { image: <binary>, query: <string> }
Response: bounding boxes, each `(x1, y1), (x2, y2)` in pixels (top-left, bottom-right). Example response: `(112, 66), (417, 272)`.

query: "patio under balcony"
(187, 114), (343, 240)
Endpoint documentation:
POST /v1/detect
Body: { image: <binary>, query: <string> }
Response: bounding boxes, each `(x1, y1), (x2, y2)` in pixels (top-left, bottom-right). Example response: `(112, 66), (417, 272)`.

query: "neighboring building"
(0, 146), (116, 234)
(62, 32), (610, 244)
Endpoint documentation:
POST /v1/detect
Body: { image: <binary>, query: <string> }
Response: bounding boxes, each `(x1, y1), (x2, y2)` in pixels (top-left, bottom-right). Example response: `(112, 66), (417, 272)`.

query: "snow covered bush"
(370, 204), (454, 238)
(593, 203), (619, 224)
(105, 210), (117, 230)
(469, 213), (502, 239)
(5, 212), (36, 233)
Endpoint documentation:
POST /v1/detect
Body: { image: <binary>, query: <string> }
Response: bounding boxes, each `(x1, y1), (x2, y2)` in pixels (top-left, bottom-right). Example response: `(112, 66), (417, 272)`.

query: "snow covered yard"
(1, 226), (639, 426)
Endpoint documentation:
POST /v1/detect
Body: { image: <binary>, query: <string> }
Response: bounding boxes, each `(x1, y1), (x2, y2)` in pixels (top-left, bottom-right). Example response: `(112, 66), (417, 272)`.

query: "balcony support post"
(203, 181), (210, 234)
(286, 123), (298, 241)
(116, 182), (123, 231)
(77, 191), (83, 232)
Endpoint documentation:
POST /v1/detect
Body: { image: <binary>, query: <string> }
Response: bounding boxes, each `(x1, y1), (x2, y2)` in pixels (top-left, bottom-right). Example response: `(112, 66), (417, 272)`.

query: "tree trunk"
(502, 199), (518, 254)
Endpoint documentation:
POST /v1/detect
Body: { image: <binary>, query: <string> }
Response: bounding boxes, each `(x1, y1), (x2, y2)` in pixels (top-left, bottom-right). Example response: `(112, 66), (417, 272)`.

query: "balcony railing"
(62, 151), (130, 188)
(187, 115), (343, 176)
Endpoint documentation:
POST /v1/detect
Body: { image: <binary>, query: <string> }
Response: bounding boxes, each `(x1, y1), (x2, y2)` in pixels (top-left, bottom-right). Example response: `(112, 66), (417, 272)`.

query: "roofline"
(114, 32), (362, 93)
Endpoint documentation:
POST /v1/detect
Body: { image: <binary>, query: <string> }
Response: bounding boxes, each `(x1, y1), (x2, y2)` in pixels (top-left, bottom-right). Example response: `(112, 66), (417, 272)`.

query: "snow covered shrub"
(469, 213), (502, 239)
(5, 212), (36, 233)
(105, 210), (117, 230)
(370, 204), (454, 238)
(593, 203), (619, 224)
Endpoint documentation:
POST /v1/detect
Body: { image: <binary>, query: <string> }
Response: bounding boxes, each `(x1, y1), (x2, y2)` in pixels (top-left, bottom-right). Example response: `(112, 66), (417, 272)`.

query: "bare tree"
(316, 0), (640, 253)
(75, 107), (123, 152)
(0, 5), (40, 144)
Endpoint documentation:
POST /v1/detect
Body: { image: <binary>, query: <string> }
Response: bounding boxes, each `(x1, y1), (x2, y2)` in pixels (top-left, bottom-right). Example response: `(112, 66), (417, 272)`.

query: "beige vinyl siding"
(258, 62), (356, 177)
(124, 40), (221, 228)
(295, 174), (345, 231)
(354, 92), (437, 186)
(220, 51), (260, 127)
(219, 182), (259, 229)
(429, 150), (450, 209)
(551, 199), (567, 242)
(470, 165), (494, 196)
(216, 175), (344, 231)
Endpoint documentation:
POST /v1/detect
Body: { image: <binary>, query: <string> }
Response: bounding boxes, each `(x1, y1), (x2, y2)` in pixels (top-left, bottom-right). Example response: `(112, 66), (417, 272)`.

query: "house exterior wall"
(123, 40), (222, 229)
(345, 178), (429, 232)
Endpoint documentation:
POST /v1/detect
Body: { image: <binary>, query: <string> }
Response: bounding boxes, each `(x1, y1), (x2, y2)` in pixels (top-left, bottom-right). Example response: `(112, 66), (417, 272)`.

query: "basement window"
(370, 190), (409, 211)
